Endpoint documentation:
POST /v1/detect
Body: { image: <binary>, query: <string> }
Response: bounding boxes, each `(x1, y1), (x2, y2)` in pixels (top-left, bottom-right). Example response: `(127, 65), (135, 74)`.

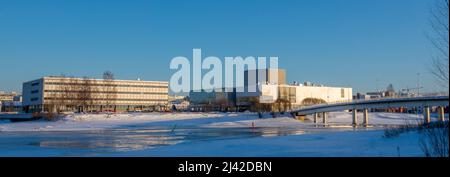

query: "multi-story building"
(188, 68), (353, 112)
(0, 91), (22, 113)
(0, 91), (19, 102)
(22, 77), (169, 113)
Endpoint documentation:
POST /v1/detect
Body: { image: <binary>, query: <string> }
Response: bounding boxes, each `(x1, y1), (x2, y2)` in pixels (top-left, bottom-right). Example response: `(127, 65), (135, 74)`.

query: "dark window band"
(45, 82), (168, 88)
(44, 98), (168, 102)
(44, 90), (167, 95)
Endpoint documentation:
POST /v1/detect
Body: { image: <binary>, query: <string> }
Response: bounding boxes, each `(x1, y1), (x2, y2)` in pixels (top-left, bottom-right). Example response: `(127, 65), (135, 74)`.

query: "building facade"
(189, 88), (236, 111)
(22, 77), (169, 113)
(244, 68), (286, 87)
(1, 101), (22, 112)
(0, 91), (19, 102)
(0, 91), (22, 113)
(236, 84), (353, 108)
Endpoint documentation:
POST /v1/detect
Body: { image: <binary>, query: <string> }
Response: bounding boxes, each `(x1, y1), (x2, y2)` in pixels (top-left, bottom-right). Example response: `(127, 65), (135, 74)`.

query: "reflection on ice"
(0, 123), (394, 156)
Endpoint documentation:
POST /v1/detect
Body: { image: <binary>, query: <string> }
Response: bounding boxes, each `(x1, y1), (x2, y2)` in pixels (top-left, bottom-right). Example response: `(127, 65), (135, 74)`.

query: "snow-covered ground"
(0, 112), (447, 157)
(0, 112), (434, 132)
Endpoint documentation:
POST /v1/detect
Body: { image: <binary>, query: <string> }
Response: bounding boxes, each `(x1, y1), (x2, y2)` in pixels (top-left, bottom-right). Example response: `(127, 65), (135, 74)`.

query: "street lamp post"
(417, 73), (420, 96)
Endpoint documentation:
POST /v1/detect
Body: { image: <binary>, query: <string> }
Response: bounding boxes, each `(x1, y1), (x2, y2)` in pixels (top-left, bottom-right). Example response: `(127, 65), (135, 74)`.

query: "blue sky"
(0, 0), (444, 94)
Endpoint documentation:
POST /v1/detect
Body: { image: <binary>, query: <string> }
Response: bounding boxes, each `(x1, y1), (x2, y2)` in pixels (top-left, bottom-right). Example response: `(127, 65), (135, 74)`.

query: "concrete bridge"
(291, 96), (449, 126)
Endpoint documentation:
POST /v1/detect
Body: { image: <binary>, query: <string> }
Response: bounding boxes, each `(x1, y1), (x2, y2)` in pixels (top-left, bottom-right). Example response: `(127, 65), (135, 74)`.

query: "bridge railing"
(290, 94), (449, 111)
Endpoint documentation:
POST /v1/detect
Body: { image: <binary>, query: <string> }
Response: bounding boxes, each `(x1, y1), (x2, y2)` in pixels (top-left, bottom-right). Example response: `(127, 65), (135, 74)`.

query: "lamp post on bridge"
(352, 109), (358, 127)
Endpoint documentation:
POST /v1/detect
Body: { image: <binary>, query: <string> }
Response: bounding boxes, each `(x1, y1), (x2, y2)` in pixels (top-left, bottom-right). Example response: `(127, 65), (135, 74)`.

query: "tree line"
(47, 71), (117, 113)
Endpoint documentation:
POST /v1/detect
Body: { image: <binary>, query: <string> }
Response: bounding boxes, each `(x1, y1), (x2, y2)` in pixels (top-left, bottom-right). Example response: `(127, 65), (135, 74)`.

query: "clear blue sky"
(0, 0), (444, 94)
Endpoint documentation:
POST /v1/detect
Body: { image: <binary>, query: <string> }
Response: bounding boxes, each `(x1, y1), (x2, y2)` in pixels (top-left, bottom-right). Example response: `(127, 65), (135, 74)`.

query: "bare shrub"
(383, 123), (420, 138)
(43, 112), (59, 121)
(419, 121), (449, 157)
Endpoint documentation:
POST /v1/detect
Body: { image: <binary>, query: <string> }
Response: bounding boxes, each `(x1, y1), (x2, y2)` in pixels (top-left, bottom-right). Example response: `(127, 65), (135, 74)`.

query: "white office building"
(22, 77), (169, 113)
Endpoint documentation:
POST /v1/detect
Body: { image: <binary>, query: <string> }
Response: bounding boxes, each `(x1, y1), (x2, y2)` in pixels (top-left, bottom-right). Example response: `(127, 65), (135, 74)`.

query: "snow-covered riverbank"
(0, 112), (430, 132)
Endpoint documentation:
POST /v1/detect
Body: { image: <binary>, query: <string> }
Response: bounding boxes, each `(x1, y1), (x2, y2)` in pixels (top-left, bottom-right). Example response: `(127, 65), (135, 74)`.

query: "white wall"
(295, 86), (352, 104)
(236, 84), (352, 105)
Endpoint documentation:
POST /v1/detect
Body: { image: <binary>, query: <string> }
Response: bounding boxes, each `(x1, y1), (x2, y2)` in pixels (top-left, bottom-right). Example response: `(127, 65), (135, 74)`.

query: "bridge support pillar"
(352, 109), (358, 127)
(438, 106), (445, 122)
(423, 106), (431, 124)
(322, 112), (327, 124)
(313, 113), (318, 123)
(363, 108), (369, 127)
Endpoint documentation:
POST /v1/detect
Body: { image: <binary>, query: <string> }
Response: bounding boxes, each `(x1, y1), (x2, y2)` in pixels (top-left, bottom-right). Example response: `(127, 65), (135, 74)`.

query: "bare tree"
(103, 71), (117, 114)
(274, 98), (291, 114)
(301, 98), (326, 106)
(47, 76), (76, 114)
(250, 97), (264, 118)
(428, 0), (449, 88)
(77, 77), (96, 113)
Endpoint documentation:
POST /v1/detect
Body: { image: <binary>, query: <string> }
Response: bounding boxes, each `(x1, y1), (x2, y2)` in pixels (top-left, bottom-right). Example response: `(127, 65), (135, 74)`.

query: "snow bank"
(0, 111), (443, 132)
(0, 112), (254, 132)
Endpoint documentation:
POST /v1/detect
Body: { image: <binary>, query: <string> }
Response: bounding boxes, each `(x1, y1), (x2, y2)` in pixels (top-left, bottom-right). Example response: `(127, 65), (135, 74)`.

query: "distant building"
(168, 95), (190, 111)
(0, 91), (22, 113)
(13, 95), (22, 102)
(354, 93), (371, 100)
(0, 91), (19, 102)
(366, 91), (385, 99)
(189, 88), (236, 112)
(365, 91), (397, 99)
(22, 77), (169, 113)
(1, 101), (22, 112)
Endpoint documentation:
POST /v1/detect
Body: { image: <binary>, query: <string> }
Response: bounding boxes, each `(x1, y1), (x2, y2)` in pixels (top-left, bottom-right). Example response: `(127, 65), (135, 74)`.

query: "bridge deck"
(291, 96), (449, 115)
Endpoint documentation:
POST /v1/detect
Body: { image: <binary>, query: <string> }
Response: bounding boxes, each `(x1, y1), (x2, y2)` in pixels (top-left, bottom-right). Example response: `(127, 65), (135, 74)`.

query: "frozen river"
(0, 123), (388, 156)
(0, 112), (440, 156)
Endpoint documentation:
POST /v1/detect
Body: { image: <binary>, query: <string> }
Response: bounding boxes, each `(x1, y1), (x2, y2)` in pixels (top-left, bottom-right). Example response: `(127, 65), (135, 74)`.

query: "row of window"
(45, 82), (168, 88)
(44, 97), (168, 102)
(44, 90), (167, 95)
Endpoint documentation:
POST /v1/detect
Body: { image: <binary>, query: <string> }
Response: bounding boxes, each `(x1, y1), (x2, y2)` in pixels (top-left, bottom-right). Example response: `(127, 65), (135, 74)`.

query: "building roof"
(23, 76), (168, 84)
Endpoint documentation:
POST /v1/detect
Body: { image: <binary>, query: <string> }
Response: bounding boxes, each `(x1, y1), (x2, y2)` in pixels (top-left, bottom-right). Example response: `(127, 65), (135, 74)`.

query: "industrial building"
(22, 77), (169, 113)
(236, 83), (352, 108)
(189, 68), (352, 111)
(189, 88), (236, 111)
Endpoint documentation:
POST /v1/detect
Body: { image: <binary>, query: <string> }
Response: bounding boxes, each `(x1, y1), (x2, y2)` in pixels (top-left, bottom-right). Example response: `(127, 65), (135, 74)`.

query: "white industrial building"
(188, 68), (353, 111)
(236, 83), (353, 108)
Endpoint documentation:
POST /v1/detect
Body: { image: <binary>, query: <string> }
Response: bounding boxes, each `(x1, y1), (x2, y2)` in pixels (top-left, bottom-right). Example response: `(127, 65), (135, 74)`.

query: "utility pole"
(416, 73), (420, 96)
(376, 79), (380, 93)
